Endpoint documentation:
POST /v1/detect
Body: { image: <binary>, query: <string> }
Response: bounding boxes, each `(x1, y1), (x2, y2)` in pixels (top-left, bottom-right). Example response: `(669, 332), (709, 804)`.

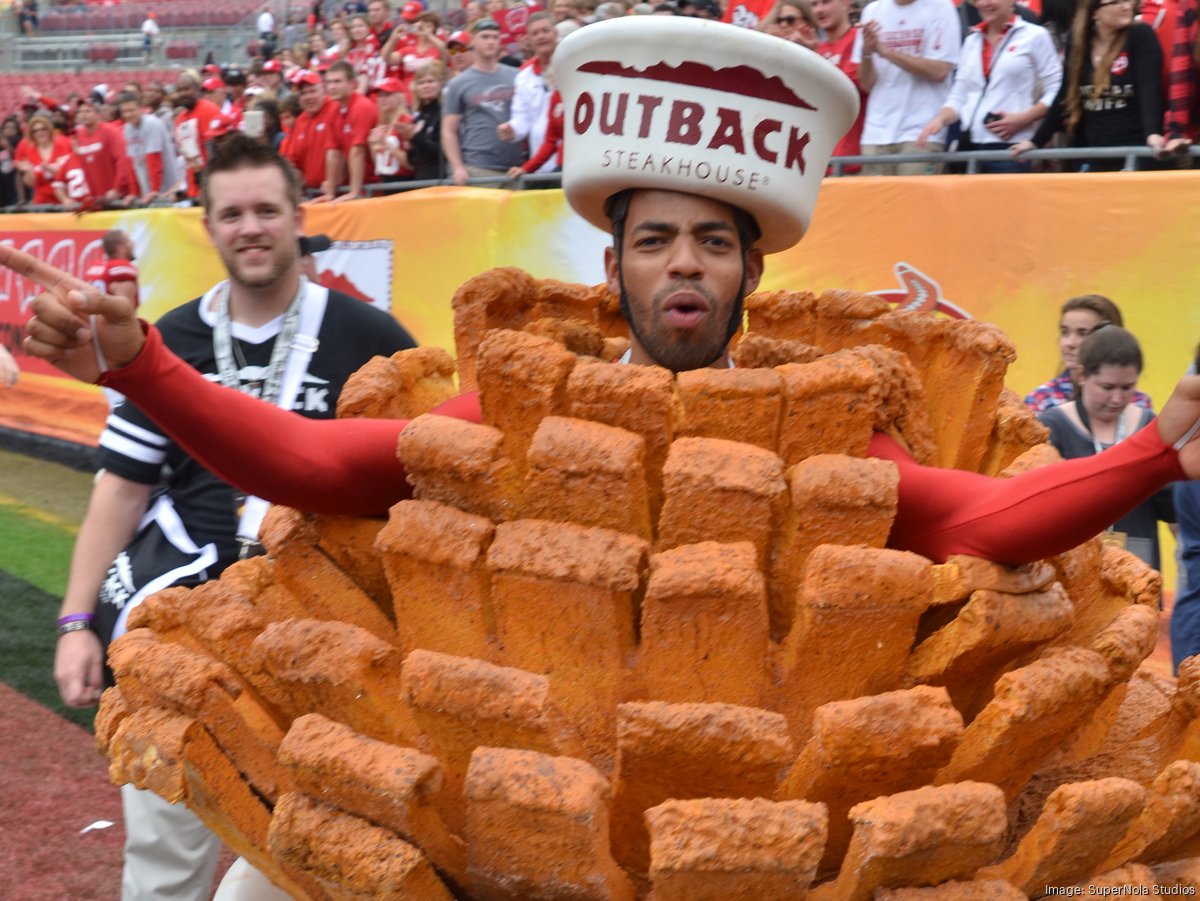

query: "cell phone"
(983, 112), (1002, 125)
(242, 110), (264, 139)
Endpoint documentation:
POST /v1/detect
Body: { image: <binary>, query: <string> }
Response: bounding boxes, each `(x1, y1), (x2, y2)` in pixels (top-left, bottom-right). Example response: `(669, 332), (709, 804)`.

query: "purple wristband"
(56, 613), (95, 627)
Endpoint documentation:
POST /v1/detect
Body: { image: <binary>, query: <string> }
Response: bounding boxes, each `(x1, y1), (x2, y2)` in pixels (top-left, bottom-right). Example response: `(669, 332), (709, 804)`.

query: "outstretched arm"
(873, 426), (1185, 565)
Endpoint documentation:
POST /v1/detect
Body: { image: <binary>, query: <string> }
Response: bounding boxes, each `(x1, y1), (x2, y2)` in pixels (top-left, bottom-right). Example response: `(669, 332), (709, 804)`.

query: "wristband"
(56, 612), (95, 637)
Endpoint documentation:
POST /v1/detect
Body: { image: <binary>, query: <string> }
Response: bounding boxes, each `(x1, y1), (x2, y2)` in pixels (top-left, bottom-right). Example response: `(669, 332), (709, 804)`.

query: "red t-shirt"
(286, 97), (340, 188)
(330, 92), (380, 185)
(74, 122), (132, 197)
(15, 134), (74, 204)
(819, 27), (865, 171)
(175, 98), (226, 196)
(84, 258), (139, 307)
(52, 152), (93, 206)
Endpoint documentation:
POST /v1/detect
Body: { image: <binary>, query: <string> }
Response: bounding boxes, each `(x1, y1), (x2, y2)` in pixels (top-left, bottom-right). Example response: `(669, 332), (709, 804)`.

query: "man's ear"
(604, 245), (619, 296)
(743, 247), (764, 296)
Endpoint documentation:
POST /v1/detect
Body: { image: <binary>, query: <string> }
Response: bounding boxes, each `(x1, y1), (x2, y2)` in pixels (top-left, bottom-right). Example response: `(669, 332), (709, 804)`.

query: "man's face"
(119, 101), (142, 126)
(176, 80), (199, 109)
(472, 29), (501, 61)
(299, 81), (324, 112)
(605, 190), (763, 372)
(527, 18), (556, 56)
(553, 0), (574, 20)
(204, 166), (303, 291)
(325, 70), (353, 102)
(367, 0), (388, 24)
(78, 103), (100, 129)
(350, 17), (369, 41)
(812, 0), (849, 31)
(145, 84), (164, 107)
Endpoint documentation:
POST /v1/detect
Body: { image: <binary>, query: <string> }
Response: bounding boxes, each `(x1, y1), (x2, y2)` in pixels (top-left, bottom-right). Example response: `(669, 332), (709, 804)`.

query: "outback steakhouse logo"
(572, 60), (817, 184)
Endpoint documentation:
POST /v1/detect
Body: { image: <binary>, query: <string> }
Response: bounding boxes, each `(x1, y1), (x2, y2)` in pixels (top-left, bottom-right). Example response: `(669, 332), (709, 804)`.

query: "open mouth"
(663, 293), (711, 329)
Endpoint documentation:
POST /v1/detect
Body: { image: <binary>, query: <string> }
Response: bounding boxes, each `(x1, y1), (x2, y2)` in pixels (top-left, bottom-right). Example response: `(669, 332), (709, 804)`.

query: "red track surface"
(0, 683), (122, 900)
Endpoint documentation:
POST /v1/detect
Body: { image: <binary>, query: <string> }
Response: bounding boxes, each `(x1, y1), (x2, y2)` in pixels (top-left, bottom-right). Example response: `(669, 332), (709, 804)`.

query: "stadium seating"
(0, 70), (179, 117)
(38, 0), (263, 33)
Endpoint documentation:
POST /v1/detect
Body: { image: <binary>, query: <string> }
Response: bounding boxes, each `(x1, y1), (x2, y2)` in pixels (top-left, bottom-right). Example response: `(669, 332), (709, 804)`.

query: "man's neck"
(826, 20), (851, 40)
(228, 269), (303, 328)
(537, 50), (553, 65)
(473, 58), (501, 73)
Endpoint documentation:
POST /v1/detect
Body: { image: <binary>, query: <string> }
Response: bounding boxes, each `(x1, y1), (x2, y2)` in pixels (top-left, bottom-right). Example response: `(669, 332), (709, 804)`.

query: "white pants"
(212, 858), (292, 900)
(121, 785), (221, 901)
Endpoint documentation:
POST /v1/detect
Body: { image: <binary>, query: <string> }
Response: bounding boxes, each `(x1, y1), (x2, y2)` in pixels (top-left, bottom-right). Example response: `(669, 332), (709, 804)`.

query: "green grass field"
(0, 449), (96, 730)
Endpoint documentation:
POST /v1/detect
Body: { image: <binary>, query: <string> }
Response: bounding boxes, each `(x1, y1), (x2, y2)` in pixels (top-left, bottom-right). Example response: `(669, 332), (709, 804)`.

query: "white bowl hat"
(553, 17), (859, 253)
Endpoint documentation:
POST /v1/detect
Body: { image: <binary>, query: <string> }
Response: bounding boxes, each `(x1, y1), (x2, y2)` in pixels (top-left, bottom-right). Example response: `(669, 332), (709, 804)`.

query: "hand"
(54, 629), (105, 707)
(452, 164), (469, 185)
(497, 122), (515, 142)
(1166, 137), (1192, 155)
(794, 23), (819, 50)
(1147, 133), (1168, 157)
(915, 119), (942, 148)
(862, 21), (880, 55)
(1010, 140), (1035, 158)
(22, 278), (143, 384)
(331, 190), (360, 204)
(984, 111), (1023, 142)
(1158, 375), (1200, 479)
(0, 344), (17, 388)
(507, 165), (525, 178)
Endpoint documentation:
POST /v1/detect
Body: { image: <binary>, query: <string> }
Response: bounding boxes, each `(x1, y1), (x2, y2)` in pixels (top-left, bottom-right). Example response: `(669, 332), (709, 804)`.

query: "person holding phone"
(916, 0), (1061, 172)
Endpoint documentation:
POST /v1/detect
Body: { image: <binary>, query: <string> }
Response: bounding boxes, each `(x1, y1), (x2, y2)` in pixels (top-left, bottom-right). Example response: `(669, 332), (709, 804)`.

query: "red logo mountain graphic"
(577, 60), (816, 110)
(869, 263), (969, 319)
(316, 269), (373, 304)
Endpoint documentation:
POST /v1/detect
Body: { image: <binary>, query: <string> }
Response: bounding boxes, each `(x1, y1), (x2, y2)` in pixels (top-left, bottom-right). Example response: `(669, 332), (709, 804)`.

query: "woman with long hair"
(13, 112), (72, 205)
(398, 60), (447, 181)
(1037, 326), (1173, 569)
(1013, 0), (1166, 169)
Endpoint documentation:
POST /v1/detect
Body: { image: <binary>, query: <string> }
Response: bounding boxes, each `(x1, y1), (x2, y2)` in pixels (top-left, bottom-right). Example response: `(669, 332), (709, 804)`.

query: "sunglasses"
(778, 14), (799, 23)
(448, 44), (470, 54)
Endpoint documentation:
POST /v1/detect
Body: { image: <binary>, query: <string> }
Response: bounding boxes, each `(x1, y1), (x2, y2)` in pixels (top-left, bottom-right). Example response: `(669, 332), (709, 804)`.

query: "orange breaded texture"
(744, 289), (820, 343)
(731, 334), (824, 369)
(335, 346), (457, 421)
(451, 267), (538, 390)
(522, 316), (607, 359)
(531, 278), (606, 325)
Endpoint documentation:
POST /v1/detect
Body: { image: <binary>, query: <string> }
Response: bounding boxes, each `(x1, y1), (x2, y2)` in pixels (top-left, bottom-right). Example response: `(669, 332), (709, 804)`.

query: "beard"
(222, 244), (296, 291)
(620, 277), (746, 373)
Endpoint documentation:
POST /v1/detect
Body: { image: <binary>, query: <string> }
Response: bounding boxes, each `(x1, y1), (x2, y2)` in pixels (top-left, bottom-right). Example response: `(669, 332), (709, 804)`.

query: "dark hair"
(603, 188), (762, 253)
(325, 60), (356, 81)
(253, 98), (284, 139)
(527, 10), (555, 26)
(1078, 325), (1142, 377)
(1061, 293), (1124, 327)
(1065, 0), (1129, 135)
(115, 91), (139, 108)
(199, 132), (303, 211)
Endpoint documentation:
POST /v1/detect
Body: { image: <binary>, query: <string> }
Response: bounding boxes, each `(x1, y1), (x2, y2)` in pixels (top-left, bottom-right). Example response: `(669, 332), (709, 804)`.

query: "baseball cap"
(372, 77), (407, 94)
(262, 59), (283, 73)
(401, 0), (424, 20)
(471, 17), (501, 32)
(289, 69), (322, 87)
(202, 77), (226, 92)
(447, 29), (472, 46)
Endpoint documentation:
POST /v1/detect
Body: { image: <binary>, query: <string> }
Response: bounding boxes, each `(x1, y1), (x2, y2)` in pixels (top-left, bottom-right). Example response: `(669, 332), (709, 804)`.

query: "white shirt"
(505, 60), (556, 174)
(257, 10), (275, 34)
(853, 0), (963, 145)
(141, 18), (160, 37)
(945, 17), (1062, 144)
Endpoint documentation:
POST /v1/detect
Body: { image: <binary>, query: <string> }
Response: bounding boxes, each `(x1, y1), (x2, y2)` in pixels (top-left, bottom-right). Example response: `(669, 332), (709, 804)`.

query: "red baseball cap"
(262, 59), (283, 73)
(289, 69), (322, 87)
(202, 77), (225, 91)
(203, 63), (222, 75)
(447, 29), (472, 46)
(401, 0), (424, 20)
(372, 77), (407, 94)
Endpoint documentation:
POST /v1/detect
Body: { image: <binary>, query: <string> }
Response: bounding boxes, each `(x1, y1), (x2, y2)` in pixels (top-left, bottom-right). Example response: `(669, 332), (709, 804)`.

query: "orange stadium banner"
(2, 171), (1200, 449)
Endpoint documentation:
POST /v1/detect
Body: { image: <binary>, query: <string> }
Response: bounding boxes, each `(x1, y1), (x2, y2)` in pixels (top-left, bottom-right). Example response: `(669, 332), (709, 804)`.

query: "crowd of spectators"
(2, 0), (1199, 209)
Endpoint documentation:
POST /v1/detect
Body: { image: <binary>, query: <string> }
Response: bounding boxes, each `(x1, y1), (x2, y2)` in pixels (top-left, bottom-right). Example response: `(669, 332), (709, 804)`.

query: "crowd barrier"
(1, 171), (1198, 451)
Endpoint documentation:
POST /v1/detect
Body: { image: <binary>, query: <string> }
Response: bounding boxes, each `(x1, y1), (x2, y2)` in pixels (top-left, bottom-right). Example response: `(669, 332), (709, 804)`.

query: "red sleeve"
(346, 99), (378, 148)
(872, 429), (1185, 565)
(99, 325), (485, 516)
(1164, 2), (1198, 140)
(146, 151), (164, 192)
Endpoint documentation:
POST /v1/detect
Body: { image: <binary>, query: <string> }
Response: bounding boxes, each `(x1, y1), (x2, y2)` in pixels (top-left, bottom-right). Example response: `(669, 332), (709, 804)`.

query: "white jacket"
(946, 16), (1062, 144)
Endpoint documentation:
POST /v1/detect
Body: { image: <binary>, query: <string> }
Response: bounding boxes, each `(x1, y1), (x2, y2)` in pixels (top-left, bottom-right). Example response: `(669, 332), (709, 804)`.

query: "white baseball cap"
(554, 17), (859, 253)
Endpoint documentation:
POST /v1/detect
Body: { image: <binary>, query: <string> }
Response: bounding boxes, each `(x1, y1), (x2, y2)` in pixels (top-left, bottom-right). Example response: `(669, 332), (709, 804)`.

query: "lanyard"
(1076, 400), (1129, 456)
(212, 277), (307, 404)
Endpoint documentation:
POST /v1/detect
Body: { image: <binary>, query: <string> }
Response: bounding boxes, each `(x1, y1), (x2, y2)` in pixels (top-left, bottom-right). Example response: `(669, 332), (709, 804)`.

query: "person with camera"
(917, 0), (1061, 172)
